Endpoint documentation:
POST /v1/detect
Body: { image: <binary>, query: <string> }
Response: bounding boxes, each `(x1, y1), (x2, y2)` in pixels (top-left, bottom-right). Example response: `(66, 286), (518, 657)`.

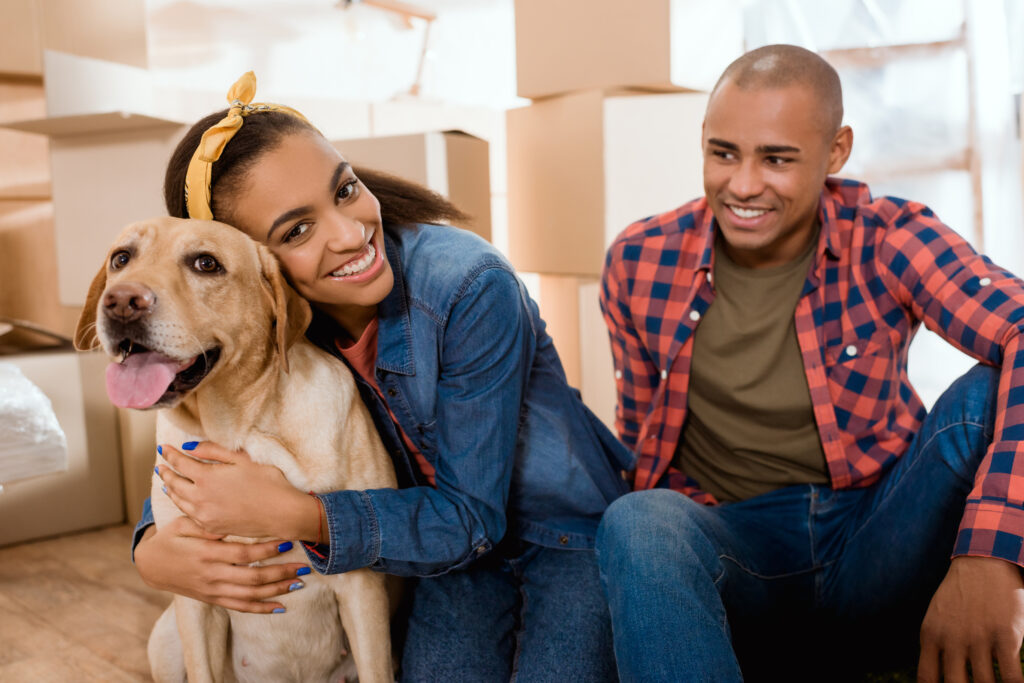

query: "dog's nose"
(103, 282), (156, 322)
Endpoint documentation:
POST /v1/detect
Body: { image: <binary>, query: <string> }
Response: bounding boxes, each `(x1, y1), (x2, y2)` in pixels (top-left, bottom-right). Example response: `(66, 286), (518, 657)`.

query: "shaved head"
(712, 44), (844, 138)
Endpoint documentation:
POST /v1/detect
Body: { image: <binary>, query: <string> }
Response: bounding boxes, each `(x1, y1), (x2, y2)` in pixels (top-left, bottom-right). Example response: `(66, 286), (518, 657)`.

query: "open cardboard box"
(0, 322), (123, 547)
(507, 89), (707, 277)
(2, 111), (188, 306)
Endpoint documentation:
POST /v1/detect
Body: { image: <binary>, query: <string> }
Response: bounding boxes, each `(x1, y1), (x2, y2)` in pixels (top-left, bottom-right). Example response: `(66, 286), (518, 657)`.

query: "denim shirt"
(135, 224), (633, 577)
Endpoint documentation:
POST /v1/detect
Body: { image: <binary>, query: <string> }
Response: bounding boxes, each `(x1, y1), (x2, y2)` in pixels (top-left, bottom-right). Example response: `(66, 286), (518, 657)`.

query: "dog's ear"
(74, 264), (108, 351)
(258, 246), (312, 374)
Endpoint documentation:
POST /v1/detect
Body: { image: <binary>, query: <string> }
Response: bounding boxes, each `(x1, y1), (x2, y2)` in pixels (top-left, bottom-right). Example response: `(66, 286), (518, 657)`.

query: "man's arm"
(875, 200), (1024, 680)
(876, 201), (1024, 566)
(599, 240), (656, 453)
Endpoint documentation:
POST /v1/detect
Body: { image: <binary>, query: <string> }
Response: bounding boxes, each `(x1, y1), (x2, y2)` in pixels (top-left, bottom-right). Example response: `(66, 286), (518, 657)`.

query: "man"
(597, 43), (1024, 682)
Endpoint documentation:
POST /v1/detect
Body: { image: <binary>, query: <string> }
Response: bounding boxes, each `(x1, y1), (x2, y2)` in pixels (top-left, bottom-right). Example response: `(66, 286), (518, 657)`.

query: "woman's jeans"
(596, 363), (1000, 682)
(399, 539), (618, 682)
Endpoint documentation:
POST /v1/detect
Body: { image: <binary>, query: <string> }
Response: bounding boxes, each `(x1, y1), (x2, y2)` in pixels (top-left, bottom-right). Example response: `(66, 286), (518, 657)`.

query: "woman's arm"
(312, 266), (533, 576)
(149, 266), (533, 577)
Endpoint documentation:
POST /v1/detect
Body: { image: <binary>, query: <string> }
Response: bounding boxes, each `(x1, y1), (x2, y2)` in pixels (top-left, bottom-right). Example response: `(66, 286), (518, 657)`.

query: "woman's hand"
(156, 441), (321, 541)
(134, 516), (310, 614)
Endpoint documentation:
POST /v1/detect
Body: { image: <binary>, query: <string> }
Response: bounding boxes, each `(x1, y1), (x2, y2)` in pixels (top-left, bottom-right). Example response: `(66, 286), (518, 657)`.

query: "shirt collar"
(818, 180), (842, 261)
(375, 229), (415, 376)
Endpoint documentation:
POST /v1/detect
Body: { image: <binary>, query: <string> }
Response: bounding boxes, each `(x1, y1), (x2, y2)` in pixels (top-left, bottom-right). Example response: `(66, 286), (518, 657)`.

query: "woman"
(134, 73), (632, 681)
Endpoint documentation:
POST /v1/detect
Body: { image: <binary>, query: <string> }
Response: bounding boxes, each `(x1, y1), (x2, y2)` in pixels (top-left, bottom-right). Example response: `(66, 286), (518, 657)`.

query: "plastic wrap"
(0, 361), (69, 485)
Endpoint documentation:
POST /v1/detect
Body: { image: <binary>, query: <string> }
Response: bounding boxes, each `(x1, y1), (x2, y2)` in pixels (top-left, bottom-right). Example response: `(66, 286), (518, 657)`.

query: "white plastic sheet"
(0, 361), (69, 484)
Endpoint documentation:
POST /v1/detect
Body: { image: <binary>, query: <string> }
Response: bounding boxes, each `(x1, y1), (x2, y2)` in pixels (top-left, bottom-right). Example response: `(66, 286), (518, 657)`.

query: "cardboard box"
(513, 0), (742, 99)
(2, 112), (187, 306)
(507, 89), (707, 277)
(369, 100), (507, 193)
(117, 407), (157, 528)
(521, 274), (617, 430)
(0, 201), (62, 332)
(333, 130), (493, 242)
(0, 79), (50, 199)
(0, 349), (123, 546)
(0, 0), (147, 78)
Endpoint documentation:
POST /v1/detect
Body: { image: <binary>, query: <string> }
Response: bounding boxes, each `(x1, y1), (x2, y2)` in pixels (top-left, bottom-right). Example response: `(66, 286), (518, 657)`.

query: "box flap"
(0, 318), (74, 356)
(440, 129), (485, 141)
(0, 111), (185, 139)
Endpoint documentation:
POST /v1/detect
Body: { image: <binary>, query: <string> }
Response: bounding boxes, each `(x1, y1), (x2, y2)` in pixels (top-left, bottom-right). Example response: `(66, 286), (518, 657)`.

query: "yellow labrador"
(75, 217), (397, 683)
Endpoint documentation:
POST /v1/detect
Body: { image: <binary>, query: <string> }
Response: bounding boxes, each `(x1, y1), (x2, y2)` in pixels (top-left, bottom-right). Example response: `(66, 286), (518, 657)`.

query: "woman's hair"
(164, 108), (467, 229)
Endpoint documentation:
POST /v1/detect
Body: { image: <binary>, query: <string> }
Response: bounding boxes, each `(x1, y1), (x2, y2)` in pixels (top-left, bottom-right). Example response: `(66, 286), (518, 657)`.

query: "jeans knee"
(598, 490), (708, 565)
(932, 363), (999, 430)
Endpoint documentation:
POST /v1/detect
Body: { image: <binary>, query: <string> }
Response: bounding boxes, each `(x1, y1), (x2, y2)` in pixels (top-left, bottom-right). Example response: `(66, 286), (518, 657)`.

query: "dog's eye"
(111, 251), (130, 270)
(193, 255), (222, 273)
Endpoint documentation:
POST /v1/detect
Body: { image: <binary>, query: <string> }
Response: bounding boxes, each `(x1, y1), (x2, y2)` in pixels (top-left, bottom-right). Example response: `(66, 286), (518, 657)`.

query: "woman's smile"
(325, 226), (384, 282)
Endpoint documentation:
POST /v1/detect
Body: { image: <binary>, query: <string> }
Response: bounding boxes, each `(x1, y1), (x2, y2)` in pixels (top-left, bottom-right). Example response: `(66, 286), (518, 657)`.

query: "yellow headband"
(184, 71), (312, 220)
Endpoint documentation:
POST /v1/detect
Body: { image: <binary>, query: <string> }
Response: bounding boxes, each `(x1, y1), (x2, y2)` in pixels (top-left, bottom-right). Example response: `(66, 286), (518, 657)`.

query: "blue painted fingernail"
(277, 541), (293, 553)
(296, 567), (311, 576)
(161, 485), (167, 495)
(182, 441), (198, 451)
(272, 607), (286, 614)
(288, 582), (304, 591)
(157, 445), (162, 455)
(154, 466), (160, 475)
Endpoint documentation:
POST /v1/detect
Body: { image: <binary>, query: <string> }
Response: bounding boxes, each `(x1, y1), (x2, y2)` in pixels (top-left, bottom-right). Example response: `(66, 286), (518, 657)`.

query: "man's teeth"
(330, 244), (376, 277)
(730, 206), (769, 219)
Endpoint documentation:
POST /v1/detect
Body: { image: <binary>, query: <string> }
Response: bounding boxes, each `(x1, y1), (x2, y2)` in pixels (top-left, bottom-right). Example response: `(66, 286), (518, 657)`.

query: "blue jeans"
(399, 540), (618, 682)
(596, 364), (999, 682)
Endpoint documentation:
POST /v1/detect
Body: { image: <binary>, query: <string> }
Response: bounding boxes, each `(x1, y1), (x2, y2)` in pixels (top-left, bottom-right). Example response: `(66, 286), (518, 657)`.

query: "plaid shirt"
(601, 177), (1024, 566)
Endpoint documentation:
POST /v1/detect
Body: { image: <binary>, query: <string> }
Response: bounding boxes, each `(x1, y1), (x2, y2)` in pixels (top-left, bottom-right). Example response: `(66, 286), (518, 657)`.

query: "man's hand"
(918, 556), (1024, 683)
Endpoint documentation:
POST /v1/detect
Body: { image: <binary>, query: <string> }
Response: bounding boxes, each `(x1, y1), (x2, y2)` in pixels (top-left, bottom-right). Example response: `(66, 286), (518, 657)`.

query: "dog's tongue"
(105, 351), (180, 409)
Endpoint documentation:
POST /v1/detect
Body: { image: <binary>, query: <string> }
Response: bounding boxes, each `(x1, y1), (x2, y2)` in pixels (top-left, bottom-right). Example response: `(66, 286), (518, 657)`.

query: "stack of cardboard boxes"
(507, 0), (714, 429)
(0, 0), (153, 545)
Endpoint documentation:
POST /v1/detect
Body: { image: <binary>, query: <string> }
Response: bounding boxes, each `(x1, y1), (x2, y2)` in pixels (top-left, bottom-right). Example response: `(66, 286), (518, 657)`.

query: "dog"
(74, 216), (397, 683)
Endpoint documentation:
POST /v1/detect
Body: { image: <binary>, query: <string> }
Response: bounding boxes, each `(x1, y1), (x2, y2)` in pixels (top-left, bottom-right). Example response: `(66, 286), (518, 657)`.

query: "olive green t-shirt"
(673, 236), (829, 503)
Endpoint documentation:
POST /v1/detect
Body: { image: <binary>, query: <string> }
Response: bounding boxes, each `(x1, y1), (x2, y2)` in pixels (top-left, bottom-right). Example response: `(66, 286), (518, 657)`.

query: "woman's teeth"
(330, 244), (376, 277)
(730, 205), (769, 219)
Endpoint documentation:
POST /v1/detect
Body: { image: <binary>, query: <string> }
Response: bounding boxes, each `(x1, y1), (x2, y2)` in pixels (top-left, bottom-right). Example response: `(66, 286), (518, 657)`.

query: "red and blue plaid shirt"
(601, 177), (1024, 566)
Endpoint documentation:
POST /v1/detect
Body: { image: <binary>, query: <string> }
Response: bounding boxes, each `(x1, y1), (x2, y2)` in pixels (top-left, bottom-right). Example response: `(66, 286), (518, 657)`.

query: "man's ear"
(827, 125), (854, 175)
(74, 264), (108, 351)
(258, 246), (312, 374)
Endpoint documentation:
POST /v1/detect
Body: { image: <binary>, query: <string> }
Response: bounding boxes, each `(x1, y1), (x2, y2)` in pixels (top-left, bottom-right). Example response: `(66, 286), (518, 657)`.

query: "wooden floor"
(0, 524), (171, 682)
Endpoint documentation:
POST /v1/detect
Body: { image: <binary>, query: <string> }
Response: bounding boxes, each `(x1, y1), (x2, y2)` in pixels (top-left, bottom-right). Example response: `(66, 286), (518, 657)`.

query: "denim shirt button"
(558, 535), (569, 545)
(387, 387), (397, 397)
(475, 545), (487, 555)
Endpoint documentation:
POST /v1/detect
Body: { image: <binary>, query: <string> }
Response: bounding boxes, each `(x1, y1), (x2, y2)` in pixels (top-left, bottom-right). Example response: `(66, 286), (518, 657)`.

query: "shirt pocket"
(824, 329), (899, 435)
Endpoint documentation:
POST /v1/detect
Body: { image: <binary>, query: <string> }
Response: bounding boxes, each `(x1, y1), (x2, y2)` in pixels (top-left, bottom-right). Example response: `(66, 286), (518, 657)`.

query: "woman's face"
(225, 130), (394, 334)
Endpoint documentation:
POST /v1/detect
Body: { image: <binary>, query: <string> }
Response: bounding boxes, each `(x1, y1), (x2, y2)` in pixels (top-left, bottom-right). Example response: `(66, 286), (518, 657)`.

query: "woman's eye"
(284, 223), (310, 243)
(337, 179), (359, 201)
(193, 254), (222, 273)
(110, 251), (130, 269)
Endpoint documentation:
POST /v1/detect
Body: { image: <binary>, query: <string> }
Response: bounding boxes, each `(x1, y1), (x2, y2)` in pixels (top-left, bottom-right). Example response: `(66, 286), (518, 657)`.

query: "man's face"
(701, 79), (851, 268)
